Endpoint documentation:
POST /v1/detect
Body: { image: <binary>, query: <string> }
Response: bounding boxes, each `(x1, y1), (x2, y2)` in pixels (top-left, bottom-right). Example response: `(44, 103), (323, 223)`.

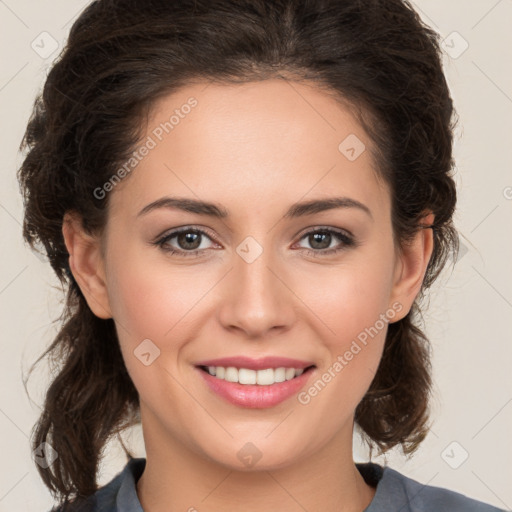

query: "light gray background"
(1, 1), (511, 510)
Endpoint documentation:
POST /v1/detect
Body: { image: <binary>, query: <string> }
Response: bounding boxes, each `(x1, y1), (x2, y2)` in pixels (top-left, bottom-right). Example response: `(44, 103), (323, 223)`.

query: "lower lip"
(195, 366), (316, 409)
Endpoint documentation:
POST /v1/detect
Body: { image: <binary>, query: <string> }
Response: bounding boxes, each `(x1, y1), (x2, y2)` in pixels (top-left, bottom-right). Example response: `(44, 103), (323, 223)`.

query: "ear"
(62, 211), (112, 319)
(388, 212), (435, 322)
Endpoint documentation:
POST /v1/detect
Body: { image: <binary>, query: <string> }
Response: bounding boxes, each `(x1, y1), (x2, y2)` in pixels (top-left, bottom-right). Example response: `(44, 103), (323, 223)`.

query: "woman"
(17, 0), (505, 511)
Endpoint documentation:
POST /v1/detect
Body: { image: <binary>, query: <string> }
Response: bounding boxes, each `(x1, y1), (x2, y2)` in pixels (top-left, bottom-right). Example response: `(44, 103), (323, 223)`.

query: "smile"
(198, 365), (315, 385)
(196, 365), (317, 409)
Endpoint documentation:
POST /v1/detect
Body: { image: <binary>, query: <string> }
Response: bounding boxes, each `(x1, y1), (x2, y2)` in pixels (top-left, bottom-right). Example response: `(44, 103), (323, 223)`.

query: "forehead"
(108, 79), (390, 220)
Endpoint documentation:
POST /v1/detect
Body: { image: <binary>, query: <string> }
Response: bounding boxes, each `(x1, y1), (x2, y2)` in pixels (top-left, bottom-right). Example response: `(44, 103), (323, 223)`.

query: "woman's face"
(66, 79), (430, 470)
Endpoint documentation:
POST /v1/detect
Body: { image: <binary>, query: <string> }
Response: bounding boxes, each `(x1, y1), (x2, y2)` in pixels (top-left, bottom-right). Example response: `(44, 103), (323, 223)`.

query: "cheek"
(105, 247), (209, 366)
(304, 256), (395, 347)
(293, 251), (396, 409)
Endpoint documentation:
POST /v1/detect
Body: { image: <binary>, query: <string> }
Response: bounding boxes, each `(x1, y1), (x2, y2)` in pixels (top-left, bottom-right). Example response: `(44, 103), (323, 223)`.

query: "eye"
(295, 227), (356, 257)
(153, 227), (218, 257)
(152, 225), (356, 258)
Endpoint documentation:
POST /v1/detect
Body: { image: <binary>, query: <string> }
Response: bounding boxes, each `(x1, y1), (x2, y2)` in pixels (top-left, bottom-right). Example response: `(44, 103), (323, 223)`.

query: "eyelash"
(152, 226), (356, 258)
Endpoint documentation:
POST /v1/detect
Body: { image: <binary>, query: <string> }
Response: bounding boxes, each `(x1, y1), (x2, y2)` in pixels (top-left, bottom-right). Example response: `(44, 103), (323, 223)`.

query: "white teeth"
(239, 368), (257, 385)
(256, 368), (274, 385)
(285, 368), (295, 380)
(274, 367), (286, 383)
(225, 367), (238, 382)
(204, 366), (309, 385)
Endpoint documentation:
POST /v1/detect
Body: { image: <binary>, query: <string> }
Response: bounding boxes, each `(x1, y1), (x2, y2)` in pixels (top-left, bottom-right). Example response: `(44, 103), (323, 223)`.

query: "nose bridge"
(236, 234), (276, 294)
(217, 233), (294, 336)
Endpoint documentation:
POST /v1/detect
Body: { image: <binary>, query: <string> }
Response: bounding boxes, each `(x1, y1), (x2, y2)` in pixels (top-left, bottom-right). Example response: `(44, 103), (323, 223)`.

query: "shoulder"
(47, 457), (145, 512)
(376, 465), (506, 512)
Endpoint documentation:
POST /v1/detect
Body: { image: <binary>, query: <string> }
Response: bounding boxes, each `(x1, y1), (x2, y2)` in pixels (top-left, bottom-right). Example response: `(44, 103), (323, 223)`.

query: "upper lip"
(195, 356), (315, 371)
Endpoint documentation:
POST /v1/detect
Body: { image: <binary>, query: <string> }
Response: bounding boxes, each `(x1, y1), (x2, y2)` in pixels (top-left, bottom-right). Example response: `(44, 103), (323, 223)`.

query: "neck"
(136, 404), (376, 512)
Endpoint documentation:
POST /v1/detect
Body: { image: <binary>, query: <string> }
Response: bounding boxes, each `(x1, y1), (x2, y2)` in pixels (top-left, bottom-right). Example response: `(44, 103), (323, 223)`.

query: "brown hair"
(18, 0), (458, 508)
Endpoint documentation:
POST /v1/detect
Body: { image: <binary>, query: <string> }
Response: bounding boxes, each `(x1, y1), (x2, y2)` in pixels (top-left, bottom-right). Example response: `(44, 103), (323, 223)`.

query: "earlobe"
(389, 212), (435, 321)
(62, 211), (112, 319)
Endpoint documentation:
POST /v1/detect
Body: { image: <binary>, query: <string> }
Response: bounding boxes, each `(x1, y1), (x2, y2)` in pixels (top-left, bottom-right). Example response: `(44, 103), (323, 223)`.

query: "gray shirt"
(50, 457), (506, 511)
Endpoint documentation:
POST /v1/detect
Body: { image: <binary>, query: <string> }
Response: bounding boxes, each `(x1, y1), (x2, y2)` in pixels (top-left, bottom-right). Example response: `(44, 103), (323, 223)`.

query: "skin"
(62, 78), (434, 512)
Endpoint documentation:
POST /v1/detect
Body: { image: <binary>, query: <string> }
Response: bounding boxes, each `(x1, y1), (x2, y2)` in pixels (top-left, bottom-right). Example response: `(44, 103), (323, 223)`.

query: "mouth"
(195, 362), (318, 409)
(196, 364), (316, 386)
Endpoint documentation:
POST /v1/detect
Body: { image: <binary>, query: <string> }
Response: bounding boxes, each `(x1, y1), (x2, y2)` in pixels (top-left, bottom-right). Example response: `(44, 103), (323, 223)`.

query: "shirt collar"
(115, 457), (146, 511)
(357, 462), (411, 512)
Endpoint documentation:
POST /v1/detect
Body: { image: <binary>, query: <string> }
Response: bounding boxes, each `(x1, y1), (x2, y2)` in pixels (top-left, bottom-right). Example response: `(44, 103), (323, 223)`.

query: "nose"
(217, 238), (296, 339)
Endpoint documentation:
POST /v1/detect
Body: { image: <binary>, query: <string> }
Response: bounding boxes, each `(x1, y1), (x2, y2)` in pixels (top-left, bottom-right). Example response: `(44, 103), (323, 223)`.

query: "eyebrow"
(137, 196), (372, 220)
